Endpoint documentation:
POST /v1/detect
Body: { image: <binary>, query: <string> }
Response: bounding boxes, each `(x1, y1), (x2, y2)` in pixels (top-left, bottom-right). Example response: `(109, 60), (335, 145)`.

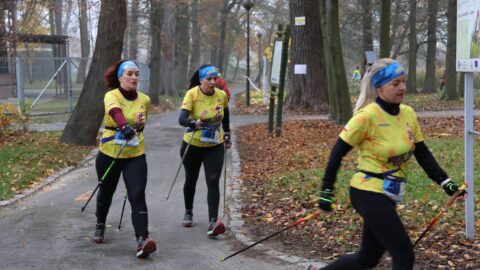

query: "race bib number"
(114, 131), (139, 146)
(200, 125), (220, 144)
(383, 175), (406, 203)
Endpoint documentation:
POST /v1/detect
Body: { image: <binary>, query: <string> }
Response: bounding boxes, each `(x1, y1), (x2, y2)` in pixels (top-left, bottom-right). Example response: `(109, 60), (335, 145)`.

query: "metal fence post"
(15, 57), (24, 107)
(67, 57), (73, 112)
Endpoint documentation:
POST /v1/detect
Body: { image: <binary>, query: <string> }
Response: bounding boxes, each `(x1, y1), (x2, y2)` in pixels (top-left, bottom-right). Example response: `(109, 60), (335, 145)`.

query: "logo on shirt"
(342, 126), (348, 132)
(377, 123), (391, 127)
(407, 127), (414, 142)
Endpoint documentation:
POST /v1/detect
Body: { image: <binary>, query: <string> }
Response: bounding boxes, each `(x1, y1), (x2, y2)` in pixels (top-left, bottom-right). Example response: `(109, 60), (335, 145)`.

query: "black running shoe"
(182, 211), (193, 227)
(93, 223), (105, 244)
(207, 218), (225, 237)
(136, 237), (157, 259)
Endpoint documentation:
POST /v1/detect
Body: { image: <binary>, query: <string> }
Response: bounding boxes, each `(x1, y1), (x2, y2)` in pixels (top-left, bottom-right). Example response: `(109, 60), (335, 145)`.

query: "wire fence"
(14, 57), (150, 115)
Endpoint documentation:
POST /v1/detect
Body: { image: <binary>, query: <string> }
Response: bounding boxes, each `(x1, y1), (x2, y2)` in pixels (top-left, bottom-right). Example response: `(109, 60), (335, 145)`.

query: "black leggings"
(95, 152), (149, 239)
(322, 188), (414, 270)
(180, 142), (224, 220)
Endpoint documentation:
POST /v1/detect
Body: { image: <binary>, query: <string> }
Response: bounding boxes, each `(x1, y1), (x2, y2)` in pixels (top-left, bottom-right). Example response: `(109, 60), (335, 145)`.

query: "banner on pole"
(457, 0), (480, 72)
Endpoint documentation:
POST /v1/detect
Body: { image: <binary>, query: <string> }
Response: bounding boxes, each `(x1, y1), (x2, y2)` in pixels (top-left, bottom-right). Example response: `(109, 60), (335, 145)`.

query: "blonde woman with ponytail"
(308, 58), (466, 270)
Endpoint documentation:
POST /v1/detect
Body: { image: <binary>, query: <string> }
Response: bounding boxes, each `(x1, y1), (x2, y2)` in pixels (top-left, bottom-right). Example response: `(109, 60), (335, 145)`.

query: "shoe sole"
(182, 222), (193, 227)
(136, 240), (157, 259)
(207, 223), (225, 237)
(93, 237), (104, 244)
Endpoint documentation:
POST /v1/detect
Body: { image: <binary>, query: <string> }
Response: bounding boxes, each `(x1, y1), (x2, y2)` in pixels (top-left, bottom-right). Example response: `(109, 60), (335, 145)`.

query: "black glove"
(224, 132), (231, 148)
(317, 188), (334, 212)
(121, 124), (135, 140)
(188, 120), (197, 130)
(442, 179), (466, 196)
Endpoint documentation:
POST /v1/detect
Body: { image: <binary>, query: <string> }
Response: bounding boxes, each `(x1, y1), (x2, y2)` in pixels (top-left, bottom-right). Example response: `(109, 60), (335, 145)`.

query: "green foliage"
(0, 103), (25, 136)
(0, 131), (93, 200)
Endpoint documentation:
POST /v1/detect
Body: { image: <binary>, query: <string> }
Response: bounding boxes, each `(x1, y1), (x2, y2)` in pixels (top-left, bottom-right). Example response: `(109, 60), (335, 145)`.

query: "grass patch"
(264, 135), (478, 228)
(0, 131), (94, 200)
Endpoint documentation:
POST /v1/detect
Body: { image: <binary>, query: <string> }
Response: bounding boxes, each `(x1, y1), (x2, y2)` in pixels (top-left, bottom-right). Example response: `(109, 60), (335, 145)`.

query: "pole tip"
(220, 256), (225, 263)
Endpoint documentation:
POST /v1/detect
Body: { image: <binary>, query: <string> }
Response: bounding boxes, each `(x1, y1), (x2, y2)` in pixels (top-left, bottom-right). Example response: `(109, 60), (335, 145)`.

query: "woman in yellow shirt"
(310, 58), (465, 270)
(178, 65), (231, 237)
(93, 60), (156, 258)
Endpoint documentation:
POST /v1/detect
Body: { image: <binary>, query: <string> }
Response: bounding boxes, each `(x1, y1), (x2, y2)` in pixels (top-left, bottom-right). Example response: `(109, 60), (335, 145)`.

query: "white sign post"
(457, 0), (479, 240)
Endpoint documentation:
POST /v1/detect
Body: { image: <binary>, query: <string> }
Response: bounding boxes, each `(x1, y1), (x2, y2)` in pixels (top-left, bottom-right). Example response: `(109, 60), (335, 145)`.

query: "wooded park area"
(0, 0), (473, 145)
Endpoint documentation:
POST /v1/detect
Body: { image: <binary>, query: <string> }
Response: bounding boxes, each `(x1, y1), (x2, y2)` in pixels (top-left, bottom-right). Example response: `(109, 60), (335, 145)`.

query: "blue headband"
(117, 61), (138, 79)
(370, 61), (405, 88)
(198, 66), (219, 81)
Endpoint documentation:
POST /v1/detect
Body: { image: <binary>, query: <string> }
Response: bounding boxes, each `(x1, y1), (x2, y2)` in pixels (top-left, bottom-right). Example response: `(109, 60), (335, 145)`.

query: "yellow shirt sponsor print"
(340, 102), (424, 194)
(181, 86), (228, 147)
(99, 88), (150, 158)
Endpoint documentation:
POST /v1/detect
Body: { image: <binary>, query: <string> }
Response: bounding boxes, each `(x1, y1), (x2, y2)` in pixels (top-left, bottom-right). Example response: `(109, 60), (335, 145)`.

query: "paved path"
(0, 89), (301, 270)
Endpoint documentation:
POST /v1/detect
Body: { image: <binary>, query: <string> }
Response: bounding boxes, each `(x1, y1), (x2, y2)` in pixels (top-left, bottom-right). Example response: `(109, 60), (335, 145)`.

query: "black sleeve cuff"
(179, 109), (193, 128)
(222, 107), (230, 132)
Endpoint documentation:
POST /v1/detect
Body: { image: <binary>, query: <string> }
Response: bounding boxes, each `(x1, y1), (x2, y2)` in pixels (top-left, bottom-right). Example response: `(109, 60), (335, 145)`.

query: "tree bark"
(286, 0), (328, 113)
(361, 0), (373, 75)
(63, 0), (73, 34)
(422, 0), (438, 93)
(379, 0), (391, 58)
(189, 0), (200, 76)
(148, 0), (163, 105)
(406, 0), (417, 93)
(160, 5), (178, 96)
(76, 0), (90, 84)
(128, 0), (139, 60)
(60, 0), (127, 145)
(442, 0), (458, 100)
(175, 1), (190, 90)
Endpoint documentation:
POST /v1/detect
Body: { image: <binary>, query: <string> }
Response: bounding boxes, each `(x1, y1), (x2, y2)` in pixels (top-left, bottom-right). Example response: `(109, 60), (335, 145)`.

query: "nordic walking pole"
(118, 192), (128, 230)
(81, 141), (128, 211)
(166, 130), (196, 200)
(220, 210), (322, 262)
(223, 148), (227, 217)
(412, 184), (467, 248)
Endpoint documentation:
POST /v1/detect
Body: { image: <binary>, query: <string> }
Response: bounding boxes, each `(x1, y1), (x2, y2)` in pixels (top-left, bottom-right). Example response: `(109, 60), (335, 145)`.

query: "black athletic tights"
(95, 152), (149, 239)
(180, 142), (224, 220)
(321, 188), (414, 270)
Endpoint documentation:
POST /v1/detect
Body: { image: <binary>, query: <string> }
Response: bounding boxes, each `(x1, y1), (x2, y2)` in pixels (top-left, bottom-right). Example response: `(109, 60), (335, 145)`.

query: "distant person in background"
(216, 73), (230, 101)
(439, 68), (446, 91)
(352, 65), (362, 81)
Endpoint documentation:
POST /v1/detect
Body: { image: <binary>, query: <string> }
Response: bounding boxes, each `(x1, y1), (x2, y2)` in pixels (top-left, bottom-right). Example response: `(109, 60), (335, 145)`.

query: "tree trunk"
(217, 0), (229, 73)
(442, 0), (458, 100)
(458, 73), (464, 97)
(286, 0), (328, 113)
(422, 0), (438, 93)
(175, 1), (190, 90)
(148, 0), (163, 105)
(60, 0), (127, 145)
(76, 0), (90, 84)
(63, 0), (73, 33)
(128, 0), (139, 60)
(160, 5), (177, 96)
(329, 0), (352, 124)
(379, 0), (391, 58)
(189, 0), (200, 75)
(406, 0), (417, 93)
(361, 0), (373, 75)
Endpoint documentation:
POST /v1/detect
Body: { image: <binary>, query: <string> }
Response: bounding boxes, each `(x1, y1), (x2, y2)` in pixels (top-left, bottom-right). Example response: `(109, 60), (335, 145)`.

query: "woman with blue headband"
(178, 64), (231, 237)
(308, 58), (465, 270)
(93, 60), (156, 258)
